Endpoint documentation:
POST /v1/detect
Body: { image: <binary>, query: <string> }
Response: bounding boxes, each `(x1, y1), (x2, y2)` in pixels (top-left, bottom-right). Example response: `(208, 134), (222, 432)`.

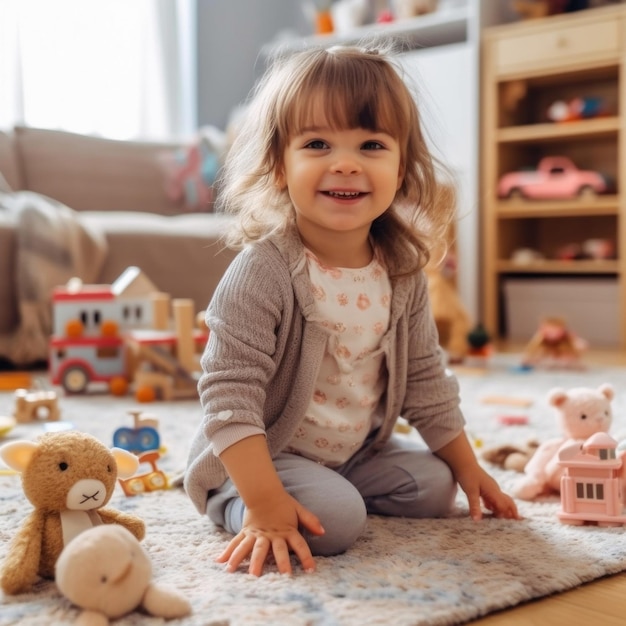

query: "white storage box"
(503, 278), (619, 346)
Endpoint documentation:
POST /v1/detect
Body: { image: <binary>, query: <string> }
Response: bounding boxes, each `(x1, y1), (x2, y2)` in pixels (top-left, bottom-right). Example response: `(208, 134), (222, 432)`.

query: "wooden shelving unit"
(481, 5), (626, 348)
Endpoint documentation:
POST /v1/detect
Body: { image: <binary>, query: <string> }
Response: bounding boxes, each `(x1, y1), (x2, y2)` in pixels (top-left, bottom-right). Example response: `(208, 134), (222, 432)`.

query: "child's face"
(278, 109), (403, 244)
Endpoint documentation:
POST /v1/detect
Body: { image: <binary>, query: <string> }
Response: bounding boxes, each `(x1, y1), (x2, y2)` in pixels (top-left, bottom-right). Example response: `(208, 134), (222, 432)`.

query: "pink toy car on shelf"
(497, 156), (609, 200)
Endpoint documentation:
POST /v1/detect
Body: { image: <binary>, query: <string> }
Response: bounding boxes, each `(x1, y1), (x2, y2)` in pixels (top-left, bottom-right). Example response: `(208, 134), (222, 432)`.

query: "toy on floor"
(119, 450), (169, 497)
(0, 371), (33, 391)
(56, 524), (191, 625)
(13, 387), (60, 423)
(113, 410), (161, 454)
(558, 432), (626, 526)
(513, 383), (614, 500)
(49, 268), (207, 400)
(464, 323), (493, 367)
(482, 440), (540, 473)
(521, 316), (587, 370)
(0, 415), (16, 438)
(0, 431), (145, 595)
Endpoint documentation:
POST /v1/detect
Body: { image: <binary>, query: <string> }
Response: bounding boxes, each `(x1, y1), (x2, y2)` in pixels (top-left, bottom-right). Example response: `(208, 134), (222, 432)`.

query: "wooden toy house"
(49, 267), (208, 400)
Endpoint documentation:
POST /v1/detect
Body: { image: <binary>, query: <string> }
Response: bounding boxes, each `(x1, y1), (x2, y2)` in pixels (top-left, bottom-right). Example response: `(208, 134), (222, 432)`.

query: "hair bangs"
(276, 48), (411, 141)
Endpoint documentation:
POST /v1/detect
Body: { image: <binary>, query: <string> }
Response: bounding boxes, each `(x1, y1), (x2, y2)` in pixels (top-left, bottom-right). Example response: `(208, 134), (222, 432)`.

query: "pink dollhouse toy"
(558, 432), (626, 526)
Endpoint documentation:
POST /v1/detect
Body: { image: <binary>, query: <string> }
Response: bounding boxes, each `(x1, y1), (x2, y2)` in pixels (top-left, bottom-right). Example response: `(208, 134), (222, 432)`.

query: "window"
(0, 0), (196, 140)
(599, 448), (616, 460)
(576, 482), (606, 501)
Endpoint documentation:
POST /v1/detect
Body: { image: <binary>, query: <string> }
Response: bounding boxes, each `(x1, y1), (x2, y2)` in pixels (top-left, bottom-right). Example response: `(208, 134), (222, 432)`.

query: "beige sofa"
(0, 126), (238, 365)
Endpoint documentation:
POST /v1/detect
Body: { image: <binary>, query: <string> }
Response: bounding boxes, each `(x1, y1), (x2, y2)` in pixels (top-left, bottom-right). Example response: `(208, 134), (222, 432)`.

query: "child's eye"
(362, 141), (384, 150)
(304, 139), (328, 150)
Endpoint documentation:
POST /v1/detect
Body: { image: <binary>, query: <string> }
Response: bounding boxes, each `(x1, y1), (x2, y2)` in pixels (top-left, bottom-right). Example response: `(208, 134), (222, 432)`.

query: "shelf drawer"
(494, 17), (621, 75)
(503, 277), (619, 346)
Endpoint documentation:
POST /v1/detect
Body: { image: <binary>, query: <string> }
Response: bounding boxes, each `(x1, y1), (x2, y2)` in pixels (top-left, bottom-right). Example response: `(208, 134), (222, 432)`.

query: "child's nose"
(330, 152), (361, 175)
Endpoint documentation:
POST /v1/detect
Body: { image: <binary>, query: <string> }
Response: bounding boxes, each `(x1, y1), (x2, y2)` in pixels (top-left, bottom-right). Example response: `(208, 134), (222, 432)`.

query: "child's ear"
(274, 168), (286, 190)
(396, 160), (405, 191)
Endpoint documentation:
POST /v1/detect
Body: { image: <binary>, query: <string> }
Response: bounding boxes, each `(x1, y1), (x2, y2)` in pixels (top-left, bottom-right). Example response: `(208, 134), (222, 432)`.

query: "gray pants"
(206, 435), (457, 556)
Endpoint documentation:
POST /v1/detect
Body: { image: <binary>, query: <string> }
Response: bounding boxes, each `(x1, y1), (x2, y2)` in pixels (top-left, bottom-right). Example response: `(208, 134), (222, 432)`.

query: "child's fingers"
(296, 505), (325, 536)
(248, 536), (271, 577)
(215, 533), (244, 563)
(271, 538), (293, 575)
(224, 535), (255, 573)
(288, 531), (317, 573)
(465, 489), (483, 521)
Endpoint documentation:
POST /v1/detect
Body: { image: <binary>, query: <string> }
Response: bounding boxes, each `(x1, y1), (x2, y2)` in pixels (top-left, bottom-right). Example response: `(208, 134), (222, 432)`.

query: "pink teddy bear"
(513, 383), (614, 500)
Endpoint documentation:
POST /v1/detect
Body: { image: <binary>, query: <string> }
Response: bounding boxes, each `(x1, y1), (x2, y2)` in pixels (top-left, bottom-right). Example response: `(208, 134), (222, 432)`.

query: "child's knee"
(417, 461), (457, 517)
(305, 492), (367, 556)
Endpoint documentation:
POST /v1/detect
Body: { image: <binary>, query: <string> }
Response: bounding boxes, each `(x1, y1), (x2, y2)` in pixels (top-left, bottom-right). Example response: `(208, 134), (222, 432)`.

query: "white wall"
(196, 0), (309, 129)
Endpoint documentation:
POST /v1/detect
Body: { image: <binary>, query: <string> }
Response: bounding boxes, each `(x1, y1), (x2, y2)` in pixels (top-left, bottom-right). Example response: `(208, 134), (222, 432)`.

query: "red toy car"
(497, 156), (609, 200)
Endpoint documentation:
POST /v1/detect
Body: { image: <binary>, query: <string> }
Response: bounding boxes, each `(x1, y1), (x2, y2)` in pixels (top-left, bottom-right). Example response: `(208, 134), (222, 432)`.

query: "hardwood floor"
(469, 572), (626, 625)
(469, 346), (626, 625)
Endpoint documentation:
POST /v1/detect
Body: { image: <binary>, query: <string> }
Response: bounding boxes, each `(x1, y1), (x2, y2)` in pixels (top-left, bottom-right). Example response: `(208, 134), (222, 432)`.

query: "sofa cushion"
(14, 126), (196, 216)
(80, 211), (238, 315)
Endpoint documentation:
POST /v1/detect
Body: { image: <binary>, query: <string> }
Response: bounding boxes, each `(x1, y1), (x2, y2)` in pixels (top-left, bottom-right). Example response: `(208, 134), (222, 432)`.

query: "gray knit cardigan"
(184, 227), (465, 514)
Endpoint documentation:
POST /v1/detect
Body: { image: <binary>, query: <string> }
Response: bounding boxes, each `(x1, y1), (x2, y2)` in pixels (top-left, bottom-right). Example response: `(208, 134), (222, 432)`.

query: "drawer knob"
(556, 36), (568, 49)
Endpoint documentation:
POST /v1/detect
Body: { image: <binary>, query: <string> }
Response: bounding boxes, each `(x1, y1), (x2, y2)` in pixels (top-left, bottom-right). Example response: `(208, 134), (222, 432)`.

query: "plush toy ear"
(0, 440), (38, 473)
(599, 383), (615, 402)
(547, 388), (568, 408)
(111, 447), (140, 479)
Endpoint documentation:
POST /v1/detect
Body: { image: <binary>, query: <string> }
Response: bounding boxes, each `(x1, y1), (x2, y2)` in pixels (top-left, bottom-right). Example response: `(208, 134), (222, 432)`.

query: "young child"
(185, 44), (519, 577)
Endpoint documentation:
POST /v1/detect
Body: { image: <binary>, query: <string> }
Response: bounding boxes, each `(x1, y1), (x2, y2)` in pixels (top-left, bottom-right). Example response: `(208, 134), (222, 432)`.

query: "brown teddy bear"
(0, 431), (145, 595)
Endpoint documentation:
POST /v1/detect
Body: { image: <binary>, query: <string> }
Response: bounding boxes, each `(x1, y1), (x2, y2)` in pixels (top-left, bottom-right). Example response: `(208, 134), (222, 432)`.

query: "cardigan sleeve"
(197, 245), (289, 449)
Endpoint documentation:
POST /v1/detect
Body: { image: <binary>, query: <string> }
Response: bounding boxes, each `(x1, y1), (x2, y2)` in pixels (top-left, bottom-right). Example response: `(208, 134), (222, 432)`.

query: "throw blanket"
(0, 191), (108, 365)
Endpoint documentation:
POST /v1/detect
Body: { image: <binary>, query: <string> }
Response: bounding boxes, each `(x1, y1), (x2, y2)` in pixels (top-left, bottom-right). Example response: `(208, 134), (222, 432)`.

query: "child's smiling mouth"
(323, 191), (366, 199)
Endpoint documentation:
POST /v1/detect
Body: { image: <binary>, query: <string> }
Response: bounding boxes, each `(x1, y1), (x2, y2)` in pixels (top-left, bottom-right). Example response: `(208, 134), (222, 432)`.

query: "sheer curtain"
(0, 0), (196, 140)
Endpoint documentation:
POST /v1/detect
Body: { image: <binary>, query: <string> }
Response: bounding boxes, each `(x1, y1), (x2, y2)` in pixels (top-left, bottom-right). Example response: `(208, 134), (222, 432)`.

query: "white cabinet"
(399, 43), (477, 316)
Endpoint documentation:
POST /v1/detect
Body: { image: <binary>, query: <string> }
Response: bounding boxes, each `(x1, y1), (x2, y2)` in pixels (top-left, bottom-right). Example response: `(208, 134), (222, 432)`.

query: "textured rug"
(2, 354), (626, 626)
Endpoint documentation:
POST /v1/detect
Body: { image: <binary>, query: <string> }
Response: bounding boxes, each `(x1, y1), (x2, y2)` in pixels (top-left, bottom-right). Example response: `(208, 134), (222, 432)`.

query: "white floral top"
(286, 248), (391, 466)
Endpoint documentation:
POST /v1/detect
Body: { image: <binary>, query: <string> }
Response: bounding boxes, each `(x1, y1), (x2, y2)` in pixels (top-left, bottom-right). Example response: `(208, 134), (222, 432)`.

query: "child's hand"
(457, 466), (520, 521)
(215, 491), (325, 576)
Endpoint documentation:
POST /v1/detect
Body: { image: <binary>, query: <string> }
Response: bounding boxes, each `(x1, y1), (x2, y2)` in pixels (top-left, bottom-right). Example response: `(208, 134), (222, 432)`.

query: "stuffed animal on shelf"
(0, 431), (145, 595)
(56, 525), (191, 625)
(392, 0), (438, 20)
(513, 383), (614, 500)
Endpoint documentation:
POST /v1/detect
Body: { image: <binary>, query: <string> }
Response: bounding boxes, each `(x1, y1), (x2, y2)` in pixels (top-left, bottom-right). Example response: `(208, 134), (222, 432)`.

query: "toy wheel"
(125, 478), (145, 495)
(578, 185), (597, 199)
(137, 427), (160, 452)
(507, 187), (524, 199)
(113, 427), (135, 450)
(148, 472), (167, 489)
(62, 366), (89, 394)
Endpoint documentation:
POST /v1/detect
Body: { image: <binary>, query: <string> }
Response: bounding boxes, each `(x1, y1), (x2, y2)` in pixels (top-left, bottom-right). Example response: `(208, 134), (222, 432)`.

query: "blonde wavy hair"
(216, 43), (456, 277)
